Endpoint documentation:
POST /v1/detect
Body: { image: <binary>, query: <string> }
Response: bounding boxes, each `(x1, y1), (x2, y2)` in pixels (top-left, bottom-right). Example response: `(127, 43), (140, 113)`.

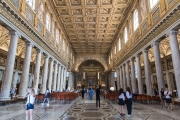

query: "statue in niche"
(38, 2), (44, 22)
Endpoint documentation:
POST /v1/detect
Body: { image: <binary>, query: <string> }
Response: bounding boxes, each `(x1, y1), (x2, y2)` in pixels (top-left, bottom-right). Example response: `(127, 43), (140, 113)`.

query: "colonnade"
(0, 30), (67, 100)
(117, 30), (180, 99)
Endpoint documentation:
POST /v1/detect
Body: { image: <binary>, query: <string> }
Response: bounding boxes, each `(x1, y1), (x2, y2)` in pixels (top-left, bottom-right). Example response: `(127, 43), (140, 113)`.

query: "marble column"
(57, 64), (62, 91)
(126, 61), (131, 88)
(119, 66), (123, 89)
(153, 41), (165, 93)
(12, 71), (19, 88)
(122, 65), (127, 90)
(68, 72), (73, 90)
(53, 62), (58, 91)
(164, 59), (172, 91)
(60, 67), (64, 91)
(117, 68), (120, 90)
(40, 54), (49, 94)
(136, 54), (143, 94)
(33, 49), (42, 94)
(143, 49), (152, 95)
(167, 30), (180, 99)
(0, 31), (19, 100)
(28, 74), (33, 87)
(63, 68), (67, 90)
(48, 58), (54, 91)
(18, 42), (33, 98)
(130, 58), (136, 93)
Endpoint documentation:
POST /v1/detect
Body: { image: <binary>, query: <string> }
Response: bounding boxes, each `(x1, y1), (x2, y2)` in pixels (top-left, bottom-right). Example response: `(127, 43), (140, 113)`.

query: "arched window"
(149, 0), (159, 9)
(124, 27), (128, 43)
(27, 0), (35, 10)
(38, 2), (44, 22)
(46, 13), (51, 31)
(133, 9), (139, 31)
(56, 29), (59, 43)
(118, 38), (121, 51)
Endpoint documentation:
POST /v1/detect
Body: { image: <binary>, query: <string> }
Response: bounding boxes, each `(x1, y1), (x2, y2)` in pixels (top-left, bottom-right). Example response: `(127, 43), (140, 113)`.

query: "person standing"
(164, 87), (173, 110)
(118, 88), (125, 116)
(160, 88), (166, 108)
(81, 89), (85, 99)
(96, 85), (100, 107)
(89, 88), (94, 100)
(42, 88), (50, 106)
(10, 87), (15, 99)
(126, 87), (132, 117)
(25, 88), (35, 120)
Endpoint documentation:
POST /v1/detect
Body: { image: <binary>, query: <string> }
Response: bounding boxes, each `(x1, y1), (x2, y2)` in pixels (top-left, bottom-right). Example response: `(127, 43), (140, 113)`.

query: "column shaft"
(57, 64), (61, 91)
(41, 55), (49, 94)
(168, 30), (180, 99)
(164, 59), (172, 91)
(18, 42), (33, 98)
(48, 58), (54, 91)
(33, 49), (42, 94)
(53, 62), (58, 91)
(117, 68), (120, 90)
(153, 42), (165, 93)
(0, 31), (19, 100)
(143, 50), (152, 95)
(136, 54), (143, 94)
(126, 62), (131, 88)
(122, 65), (127, 90)
(119, 66), (123, 89)
(63, 69), (67, 90)
(130, 58), (136, 93)
(60, 67), (64, 91)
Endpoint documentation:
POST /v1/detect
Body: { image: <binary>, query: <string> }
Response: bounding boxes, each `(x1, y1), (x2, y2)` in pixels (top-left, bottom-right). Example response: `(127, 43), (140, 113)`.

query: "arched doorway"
(77, 60), (105, 89)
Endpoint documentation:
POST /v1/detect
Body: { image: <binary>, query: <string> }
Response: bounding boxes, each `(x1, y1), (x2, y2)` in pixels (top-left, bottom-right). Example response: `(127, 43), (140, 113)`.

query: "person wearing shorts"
(164, 87), (173, 110)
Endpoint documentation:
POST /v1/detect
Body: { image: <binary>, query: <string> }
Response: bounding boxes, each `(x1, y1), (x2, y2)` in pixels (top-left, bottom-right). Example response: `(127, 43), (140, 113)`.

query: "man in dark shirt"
(96, 85), (100, 107)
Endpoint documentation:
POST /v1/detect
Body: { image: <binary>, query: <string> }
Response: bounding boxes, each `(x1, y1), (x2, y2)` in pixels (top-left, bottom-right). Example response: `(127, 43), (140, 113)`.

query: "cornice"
(0, 0), (68, 67)
(116, 3), (180, 67)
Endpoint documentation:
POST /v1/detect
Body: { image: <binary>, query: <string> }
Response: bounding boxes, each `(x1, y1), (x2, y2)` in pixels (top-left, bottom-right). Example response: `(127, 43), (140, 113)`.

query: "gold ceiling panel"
(51, 0), (132, 54)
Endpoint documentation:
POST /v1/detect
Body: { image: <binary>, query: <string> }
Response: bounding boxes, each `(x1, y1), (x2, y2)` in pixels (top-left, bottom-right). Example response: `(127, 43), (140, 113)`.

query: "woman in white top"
(118, 88), (125, 116)
(25, 88), (35, 120)
(164, 87), (173, 110)
(126, 87), (132, 117)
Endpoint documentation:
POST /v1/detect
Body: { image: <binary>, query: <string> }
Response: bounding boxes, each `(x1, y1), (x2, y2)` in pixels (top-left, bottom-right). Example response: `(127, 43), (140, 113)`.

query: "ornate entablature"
(0, 0), (70, 66)
(113, 0), (180, 67)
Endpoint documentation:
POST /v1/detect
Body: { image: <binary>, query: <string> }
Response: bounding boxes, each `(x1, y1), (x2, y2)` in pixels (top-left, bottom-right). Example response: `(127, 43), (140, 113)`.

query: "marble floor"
(0, 96), (179, 120)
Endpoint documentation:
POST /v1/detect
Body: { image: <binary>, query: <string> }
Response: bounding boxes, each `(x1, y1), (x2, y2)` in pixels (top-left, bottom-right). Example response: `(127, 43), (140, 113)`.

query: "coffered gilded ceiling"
(51, 0), (132, 54)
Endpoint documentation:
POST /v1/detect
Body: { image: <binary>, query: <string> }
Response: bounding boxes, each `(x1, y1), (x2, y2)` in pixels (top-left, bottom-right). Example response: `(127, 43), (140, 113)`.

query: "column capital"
(152, 41), (160, 47)
(136, 53), (141, 57)
(126, 60), (129, 64)
(58, 63), (62, 66)
(143, 49), (149, 53)
(54, 61), (57, 64)
(50, 57), (54, 61)
(25, 42), (34, 47)
(130, 57), (135, 61)
(166, 30), (178, 37)
(9, 30), (20, 37)
(44, 53), (49, 58)
(36, 48), (42, 53)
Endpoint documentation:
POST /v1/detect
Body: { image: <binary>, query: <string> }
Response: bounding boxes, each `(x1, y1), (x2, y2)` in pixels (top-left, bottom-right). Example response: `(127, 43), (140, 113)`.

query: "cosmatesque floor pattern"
(0, 96), (179, 120)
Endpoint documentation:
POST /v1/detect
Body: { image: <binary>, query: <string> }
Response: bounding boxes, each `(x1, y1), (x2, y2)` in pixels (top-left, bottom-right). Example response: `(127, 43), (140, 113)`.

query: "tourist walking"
(10, 87), (15, 99)
(89, 88), (94, 100)
(25, 88), (35, 120)
(81, 89), (85, 99)
(42, 88), (50, 106)
(96, 85), (100, 107)
(126, 87), (132, 117)
(160, 88), (166, 108)
(118, 88), (125, 116)
(164, 87), (173, 110)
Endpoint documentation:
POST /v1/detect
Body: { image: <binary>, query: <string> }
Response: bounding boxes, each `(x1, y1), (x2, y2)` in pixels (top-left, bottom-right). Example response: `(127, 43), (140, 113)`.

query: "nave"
(0, 96), (179, 120)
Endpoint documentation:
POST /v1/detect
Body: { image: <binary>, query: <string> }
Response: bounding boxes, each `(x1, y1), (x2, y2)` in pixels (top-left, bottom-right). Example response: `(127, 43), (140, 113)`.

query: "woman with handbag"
(118, 88), (125, 116)
(25, 88), (35, 120)
(126, 87), (132, 117)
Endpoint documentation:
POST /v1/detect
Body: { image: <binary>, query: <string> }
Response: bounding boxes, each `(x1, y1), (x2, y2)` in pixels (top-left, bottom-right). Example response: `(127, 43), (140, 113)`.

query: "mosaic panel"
(151, 7), (160, 24)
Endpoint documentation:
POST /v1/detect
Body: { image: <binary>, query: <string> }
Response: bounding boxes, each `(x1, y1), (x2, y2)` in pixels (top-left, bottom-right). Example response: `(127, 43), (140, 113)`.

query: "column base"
(0, 97), (11, 101)
(17, 95), (25, 99)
